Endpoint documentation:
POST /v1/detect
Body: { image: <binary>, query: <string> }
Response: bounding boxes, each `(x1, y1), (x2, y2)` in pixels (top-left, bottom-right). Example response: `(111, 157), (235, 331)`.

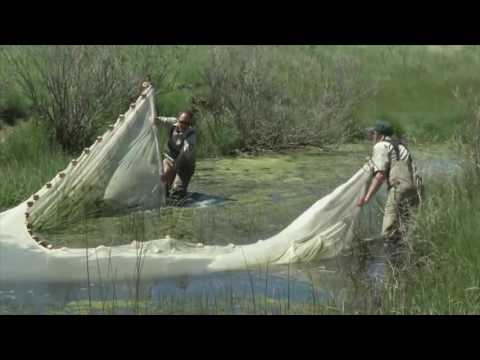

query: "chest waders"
(382, 140), (420, 242)
(166, 126), (195, 163)
(386, 139), (424, 204)
(165, 126), (196, 201)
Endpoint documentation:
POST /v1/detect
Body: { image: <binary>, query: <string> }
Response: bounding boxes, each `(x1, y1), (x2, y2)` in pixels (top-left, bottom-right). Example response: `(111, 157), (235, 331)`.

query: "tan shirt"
(371, 137), (410, 174)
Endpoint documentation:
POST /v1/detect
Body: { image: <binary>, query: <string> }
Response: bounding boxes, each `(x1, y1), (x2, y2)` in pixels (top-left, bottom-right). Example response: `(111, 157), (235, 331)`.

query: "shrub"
(193, 46), (376, 155)
(2, 46), (184, 153)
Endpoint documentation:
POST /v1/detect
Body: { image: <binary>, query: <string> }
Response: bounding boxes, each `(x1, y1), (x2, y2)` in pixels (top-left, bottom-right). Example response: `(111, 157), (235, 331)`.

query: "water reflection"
(0, 246), (386, 315)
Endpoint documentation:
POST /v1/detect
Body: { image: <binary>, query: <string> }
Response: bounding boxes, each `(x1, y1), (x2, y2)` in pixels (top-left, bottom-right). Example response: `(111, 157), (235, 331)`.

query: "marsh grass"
(4, 46), (479, 156)
(0, 120), (69, 211)
(378, 175), (480, 314)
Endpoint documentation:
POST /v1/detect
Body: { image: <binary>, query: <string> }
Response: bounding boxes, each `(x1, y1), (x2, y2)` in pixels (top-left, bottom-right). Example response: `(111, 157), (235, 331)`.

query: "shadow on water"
(169, 192), (236, 208)
(95, 192), (235, 218)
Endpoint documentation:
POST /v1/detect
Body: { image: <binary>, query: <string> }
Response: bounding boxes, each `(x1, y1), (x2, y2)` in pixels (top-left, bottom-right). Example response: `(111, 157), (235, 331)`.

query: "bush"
(0, 92), (29, 126)
(0, 62), (29, 126)
(1, 46), (185, 154)
(193, 46), (376, 155)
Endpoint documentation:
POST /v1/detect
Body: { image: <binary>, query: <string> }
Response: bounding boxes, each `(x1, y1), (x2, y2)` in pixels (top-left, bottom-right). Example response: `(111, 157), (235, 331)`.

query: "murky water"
(0, 143), (459, 314)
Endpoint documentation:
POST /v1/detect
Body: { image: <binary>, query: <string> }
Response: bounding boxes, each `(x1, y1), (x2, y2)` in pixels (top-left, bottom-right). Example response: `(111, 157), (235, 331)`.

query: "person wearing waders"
(357, 121), (422, 251)
(154, 111), (196, 203)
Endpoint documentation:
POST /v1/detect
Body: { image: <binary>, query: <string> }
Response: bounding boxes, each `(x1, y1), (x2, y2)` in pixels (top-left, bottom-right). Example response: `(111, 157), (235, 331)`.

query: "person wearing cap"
(358, 121), (420, 243)
(154, 111), (196, 201)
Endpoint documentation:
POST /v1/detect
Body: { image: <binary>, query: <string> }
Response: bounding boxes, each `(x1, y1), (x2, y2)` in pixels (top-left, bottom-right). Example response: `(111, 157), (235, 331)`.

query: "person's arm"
(182, 132), (196, 155)
(357, 142), (389, 207)
(357, 171), (386, 207)
(154, 116), (177, 128)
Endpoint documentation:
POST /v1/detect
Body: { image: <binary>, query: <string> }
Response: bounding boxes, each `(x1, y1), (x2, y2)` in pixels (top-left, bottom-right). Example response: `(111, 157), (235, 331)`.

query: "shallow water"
(1, 143), (459, 314)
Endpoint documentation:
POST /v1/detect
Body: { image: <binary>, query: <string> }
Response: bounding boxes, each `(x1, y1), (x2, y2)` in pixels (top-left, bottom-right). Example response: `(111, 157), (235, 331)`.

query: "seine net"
(28, 85), (165, 233)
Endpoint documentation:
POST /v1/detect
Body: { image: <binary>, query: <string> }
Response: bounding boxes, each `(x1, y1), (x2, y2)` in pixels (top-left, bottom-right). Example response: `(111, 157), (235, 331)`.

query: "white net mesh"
(0, 84), (373, 283)
(28, 85), (165, 232)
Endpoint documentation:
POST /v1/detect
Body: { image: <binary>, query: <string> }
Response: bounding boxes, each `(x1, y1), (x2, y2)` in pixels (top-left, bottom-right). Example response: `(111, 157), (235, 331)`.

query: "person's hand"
(357, 196), (367, 208)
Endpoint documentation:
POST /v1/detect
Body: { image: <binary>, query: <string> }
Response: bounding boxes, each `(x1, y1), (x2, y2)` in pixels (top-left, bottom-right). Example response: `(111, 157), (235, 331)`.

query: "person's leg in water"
(368, 186), (404, 310)
(383, 186), (409, 266)
(396, 187), (419, 263)
(382, 187), (401, 241)
(382, 186), (419, 279)
(169, 161), (195, 204)
(162, 158), (177, 198)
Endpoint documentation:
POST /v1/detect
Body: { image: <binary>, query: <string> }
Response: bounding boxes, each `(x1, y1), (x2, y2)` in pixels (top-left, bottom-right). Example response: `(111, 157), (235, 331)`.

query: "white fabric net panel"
(0, 164), (371, 283)
(0, 84), (374, 283)
(28, 86), (165, 232)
